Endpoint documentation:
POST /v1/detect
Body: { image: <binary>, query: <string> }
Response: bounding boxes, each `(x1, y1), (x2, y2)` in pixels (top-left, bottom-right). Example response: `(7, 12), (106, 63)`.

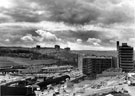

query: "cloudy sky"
(0, 0), (135, 50)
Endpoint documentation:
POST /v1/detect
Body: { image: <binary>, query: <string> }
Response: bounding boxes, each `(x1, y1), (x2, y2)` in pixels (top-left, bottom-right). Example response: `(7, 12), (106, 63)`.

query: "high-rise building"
(78, 56), (112, 76)
(117, 41), (134, 72)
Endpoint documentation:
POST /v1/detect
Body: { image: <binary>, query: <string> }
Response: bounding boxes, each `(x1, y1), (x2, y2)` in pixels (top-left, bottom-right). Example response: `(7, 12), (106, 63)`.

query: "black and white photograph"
(0, 0), (135, 96)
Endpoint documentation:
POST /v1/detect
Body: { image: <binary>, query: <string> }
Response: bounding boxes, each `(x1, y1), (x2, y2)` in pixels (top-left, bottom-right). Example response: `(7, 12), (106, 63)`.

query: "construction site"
(33, 72), (135, 96)
(0, 70), (135, 96)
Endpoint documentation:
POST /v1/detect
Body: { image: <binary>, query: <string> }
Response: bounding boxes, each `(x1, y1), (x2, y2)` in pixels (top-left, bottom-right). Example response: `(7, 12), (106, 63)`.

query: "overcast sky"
(0, 0), (134, 50)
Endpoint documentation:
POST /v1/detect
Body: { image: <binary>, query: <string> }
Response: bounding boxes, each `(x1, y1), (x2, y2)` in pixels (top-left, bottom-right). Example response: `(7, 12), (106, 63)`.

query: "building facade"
(117, 41), (134, 72)
(80, 56), (112, 76)
(41, 65), (73, 73)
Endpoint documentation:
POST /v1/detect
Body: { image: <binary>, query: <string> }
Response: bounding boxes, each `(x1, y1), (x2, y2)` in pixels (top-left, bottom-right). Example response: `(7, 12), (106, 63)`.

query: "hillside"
(72, 50), (117, 57)
(0, 57), (20, 68)
(0, 57), (58, 68)
(72, 50), (135, 60)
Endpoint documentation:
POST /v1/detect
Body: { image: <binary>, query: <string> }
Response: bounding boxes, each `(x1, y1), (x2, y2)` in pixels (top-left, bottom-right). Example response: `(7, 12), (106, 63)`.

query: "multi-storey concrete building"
(78, 56), (112, 76)
(117, 41), (134, 72)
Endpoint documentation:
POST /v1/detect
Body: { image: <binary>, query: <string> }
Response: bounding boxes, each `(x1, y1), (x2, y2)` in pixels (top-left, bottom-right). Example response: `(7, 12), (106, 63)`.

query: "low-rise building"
(41, 65), (73, 73)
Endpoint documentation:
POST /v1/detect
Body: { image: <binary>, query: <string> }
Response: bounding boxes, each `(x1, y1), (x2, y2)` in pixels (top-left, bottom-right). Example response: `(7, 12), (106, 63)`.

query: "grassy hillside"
(0, 57), (20, 67)
(0, 57), (58, 68)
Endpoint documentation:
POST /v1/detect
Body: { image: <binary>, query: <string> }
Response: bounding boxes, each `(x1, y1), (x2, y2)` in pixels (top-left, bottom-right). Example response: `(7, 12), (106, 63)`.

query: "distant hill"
(72, 50), (135, 60)
(0, 56), (58, 68)
(33, 48), (78, 66)
(0, 46), (78, 68)
(72, 50), (117, 56)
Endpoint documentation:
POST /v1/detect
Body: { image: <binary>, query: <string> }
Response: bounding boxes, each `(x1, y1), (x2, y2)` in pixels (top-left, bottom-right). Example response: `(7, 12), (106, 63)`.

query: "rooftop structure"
(64, 47), (70, 51)
(36, 45), (41, 49)
(55, 45), (60, 51)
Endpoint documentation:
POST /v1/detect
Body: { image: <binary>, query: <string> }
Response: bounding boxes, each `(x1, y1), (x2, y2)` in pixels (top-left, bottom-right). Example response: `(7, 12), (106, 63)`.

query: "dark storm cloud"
(5, 9), (39, 22)
(54, 30), (102, 42)
(46, 0), (100, 24)
(0, 0), (134, 25)
(0, 0), (134, 50)
(0, 0), (50, 23)
(0, 24), (39, 46)
(25, 0), (134, 24)
(2, 6), (49, 22)
(0, 23), (63, 47)
(0, 22), (134, 50)
(0, 13), (14, 23)
(0, 24), (39, 36)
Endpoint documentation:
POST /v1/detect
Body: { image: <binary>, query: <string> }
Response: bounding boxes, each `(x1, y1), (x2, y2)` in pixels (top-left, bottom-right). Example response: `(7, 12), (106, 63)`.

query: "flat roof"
(42, 65), (73, 70)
